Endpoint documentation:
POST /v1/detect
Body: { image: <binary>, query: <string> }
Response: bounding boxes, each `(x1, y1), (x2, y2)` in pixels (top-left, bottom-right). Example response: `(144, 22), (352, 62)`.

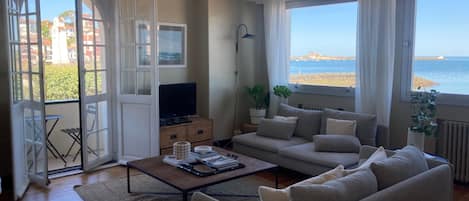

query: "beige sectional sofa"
(232, 104), (388, 175)
(192, 146), (453, 201)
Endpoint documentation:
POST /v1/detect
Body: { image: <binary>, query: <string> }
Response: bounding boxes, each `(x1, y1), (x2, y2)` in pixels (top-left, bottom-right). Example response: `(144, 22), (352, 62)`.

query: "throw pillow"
(273, 115), (299, 123)
(278, 104), (322, 141)
(370, 145), (429, 190)
(321, 108), (378, 146)
(313, 135), (361, 153)
(258, 165), (345, 201)
(326, 118), (357, 136)
(256, 119), (296, 140)
(345, 146), (387, 175)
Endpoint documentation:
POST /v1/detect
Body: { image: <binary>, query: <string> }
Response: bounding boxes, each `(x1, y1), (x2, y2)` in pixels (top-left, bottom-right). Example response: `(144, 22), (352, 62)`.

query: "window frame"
(287, 0), (358, 97)
(399, 0), (469, 106)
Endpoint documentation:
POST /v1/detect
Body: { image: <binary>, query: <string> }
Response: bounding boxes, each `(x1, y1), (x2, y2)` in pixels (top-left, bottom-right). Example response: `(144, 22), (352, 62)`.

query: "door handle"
(170, 134), (178, 140)
(197, 129), (204, 135)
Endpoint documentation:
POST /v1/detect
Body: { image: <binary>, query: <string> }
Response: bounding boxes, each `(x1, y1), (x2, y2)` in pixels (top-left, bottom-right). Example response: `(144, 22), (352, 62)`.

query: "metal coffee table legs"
(126, 165), (278, 201)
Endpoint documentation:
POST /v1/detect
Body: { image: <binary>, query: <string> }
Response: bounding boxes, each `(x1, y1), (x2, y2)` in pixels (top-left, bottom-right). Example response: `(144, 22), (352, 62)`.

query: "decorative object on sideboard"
(273, 85), (292, 104)
(173, 141), (191, 160)
(246, 85), (268, 124)
(407, 88), (439, 151)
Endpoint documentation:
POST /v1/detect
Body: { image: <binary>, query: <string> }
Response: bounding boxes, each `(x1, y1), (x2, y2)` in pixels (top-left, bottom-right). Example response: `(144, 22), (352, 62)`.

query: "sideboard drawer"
(187, 123), (212, 142)
(160, 126), (187, 149)
(160, 147), (173, 155)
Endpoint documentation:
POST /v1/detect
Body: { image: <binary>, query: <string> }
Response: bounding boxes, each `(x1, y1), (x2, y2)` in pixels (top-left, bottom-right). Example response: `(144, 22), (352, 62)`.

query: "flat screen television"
(159, 83), (196, 119)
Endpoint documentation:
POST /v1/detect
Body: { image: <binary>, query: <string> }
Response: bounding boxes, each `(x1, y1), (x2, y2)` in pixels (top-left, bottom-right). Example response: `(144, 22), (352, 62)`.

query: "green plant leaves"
(273, 85), (292, 99)
(410, 89), (439, 136)
(245, 85), (268, 109)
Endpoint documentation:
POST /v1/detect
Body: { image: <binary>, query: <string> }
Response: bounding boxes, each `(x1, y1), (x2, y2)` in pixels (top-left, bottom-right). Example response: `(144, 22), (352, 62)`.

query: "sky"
(40, 0), (92, 21)
(39, 0), (469, 57)
(290, 0), (469, 57)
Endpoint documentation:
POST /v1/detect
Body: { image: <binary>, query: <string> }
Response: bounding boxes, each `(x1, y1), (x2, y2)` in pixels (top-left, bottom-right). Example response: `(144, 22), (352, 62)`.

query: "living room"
(0, 0), (468, 201)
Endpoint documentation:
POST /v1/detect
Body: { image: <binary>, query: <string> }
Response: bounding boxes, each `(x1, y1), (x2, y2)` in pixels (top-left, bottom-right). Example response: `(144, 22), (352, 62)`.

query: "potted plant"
(246, 85), (268, 124)
(273, 85), (292, 104)
(407, 89), (438, 151)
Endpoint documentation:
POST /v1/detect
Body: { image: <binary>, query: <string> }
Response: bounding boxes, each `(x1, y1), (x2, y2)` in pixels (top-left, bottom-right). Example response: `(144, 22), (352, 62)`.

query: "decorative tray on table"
(164, 150), (245, 177)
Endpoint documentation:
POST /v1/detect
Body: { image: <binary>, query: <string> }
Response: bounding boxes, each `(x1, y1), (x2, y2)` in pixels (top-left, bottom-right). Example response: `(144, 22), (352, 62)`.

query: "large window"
(289, 2), (357, 93)
(412, 0), (469, 95)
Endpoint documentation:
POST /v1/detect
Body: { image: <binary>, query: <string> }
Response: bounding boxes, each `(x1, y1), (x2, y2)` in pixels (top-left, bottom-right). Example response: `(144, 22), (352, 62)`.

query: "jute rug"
(74, 174), (274, 201)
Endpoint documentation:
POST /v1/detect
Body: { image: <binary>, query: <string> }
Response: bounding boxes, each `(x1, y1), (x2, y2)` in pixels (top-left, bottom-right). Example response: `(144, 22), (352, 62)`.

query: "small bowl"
(194, 145), (212, 154)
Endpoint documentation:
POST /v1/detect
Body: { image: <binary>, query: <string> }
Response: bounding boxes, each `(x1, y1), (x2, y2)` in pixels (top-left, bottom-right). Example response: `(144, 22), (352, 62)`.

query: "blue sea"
(290, 57), (469, 95)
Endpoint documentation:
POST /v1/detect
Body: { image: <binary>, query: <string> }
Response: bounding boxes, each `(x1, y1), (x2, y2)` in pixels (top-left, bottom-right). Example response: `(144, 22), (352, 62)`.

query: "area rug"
(74, 174), (274, 201)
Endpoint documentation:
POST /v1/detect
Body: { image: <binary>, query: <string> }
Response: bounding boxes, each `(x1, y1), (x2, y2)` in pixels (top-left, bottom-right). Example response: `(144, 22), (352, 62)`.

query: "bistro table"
(45, 114), (67, 166)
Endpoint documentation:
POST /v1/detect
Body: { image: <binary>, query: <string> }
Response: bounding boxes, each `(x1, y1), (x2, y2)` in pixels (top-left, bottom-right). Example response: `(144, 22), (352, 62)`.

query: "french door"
(117, 0), (159, 162)
(8, 0), (48, 185)
(77, 0), (112, 170)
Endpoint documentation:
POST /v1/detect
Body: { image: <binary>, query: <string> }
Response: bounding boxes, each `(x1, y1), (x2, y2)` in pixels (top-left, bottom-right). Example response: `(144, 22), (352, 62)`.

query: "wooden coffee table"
(127, 147), (278, 201)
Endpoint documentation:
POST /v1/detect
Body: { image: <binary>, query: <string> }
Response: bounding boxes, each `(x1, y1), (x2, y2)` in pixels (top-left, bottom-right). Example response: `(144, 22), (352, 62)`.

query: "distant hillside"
(291, 52), (446, 61)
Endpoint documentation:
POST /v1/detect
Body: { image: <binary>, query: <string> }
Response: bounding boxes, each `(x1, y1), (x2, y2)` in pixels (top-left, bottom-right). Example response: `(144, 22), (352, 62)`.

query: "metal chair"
(61, 105), (99, 162)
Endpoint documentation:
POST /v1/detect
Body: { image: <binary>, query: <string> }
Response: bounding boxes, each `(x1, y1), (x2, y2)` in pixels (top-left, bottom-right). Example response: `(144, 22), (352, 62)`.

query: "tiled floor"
(48, 156), (81, 172)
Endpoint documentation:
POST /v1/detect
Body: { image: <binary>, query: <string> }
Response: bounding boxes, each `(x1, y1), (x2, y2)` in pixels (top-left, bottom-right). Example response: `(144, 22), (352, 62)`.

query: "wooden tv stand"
(159, 117), (213, 155)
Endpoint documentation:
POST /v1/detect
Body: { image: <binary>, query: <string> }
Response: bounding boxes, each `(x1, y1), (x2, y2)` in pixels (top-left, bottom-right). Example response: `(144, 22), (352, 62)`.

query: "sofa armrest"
(360, 165), (453, 201)
(191, 192), (219, 201)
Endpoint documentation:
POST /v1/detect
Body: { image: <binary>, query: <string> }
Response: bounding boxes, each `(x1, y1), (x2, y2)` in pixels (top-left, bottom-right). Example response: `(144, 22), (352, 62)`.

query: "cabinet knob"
(197, 129), (204, 135)
(170, 134), (178, 140)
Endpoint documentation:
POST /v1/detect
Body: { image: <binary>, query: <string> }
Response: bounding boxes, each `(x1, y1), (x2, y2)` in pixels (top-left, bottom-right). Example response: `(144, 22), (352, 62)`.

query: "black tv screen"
(159, 83), (196, 119)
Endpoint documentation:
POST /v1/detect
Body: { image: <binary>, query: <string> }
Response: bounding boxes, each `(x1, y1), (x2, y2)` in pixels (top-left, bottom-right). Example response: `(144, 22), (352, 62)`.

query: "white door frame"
(115, 0), (159, 163)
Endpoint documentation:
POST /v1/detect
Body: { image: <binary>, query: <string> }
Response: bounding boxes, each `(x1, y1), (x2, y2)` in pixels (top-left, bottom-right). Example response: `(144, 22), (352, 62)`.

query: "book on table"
(198, 155), (239, 169)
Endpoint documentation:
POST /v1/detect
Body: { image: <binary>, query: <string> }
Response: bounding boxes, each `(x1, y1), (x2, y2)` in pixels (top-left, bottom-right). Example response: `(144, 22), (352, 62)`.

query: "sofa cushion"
(289, 185), (340, 201)
(345, 146), (387, 175)
(326, 118), (357, 136)
(321, 108), (378, 146)
(278, 104), (322, 141)
(290, 169), (377, 201)
(370, 145), (429, 190)
(273, 115), (299, 123)
(313, 135), (361, 153)
(323, 169), (378, 201)
(232, 133), (308, 153)
(258, 165), (345, 201)
(279, 142), (359, 168)
(256, 119), (297, 140)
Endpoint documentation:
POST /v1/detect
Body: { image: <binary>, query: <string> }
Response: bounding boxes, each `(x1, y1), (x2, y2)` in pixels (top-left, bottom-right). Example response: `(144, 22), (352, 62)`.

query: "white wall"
(158, 0), (192, 84)
(207, 0), (262, 140)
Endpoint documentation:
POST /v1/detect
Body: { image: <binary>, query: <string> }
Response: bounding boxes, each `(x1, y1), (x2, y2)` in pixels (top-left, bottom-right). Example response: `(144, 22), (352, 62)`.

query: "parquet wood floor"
(20, 166), (468, 201)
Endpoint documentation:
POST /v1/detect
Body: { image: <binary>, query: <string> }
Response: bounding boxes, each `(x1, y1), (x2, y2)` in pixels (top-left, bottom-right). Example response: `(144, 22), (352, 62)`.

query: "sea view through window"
(290, 0), (469, 95)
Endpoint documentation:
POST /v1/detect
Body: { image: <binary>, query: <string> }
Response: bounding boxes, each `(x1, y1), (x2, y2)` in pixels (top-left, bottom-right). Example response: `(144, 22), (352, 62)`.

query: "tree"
(41, 20), (52, 46)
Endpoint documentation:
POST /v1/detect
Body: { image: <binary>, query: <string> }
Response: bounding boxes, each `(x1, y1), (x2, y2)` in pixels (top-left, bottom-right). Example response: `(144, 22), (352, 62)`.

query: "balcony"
(45, 101), (81, 172)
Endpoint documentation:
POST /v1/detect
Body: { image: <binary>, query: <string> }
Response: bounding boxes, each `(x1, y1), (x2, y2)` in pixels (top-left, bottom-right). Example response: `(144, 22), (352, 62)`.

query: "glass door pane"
(12, 0), (48, 185)
(79, 0), (112, 170)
